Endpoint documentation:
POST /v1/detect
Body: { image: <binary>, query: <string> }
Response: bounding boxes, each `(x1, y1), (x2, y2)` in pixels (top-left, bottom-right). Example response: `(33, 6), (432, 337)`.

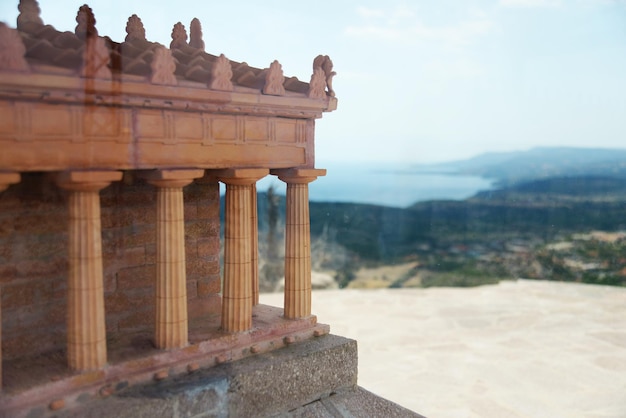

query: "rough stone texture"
(282, 387), (425, 418)
(324, 387), (424, 417)
(226, 334), (358, 417)
(0, 174), (221, 361)
(49, 334), (370, 418)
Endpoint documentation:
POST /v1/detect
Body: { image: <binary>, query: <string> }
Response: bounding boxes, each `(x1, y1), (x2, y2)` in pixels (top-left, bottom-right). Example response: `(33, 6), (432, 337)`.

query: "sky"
(1, 0), (625, 164)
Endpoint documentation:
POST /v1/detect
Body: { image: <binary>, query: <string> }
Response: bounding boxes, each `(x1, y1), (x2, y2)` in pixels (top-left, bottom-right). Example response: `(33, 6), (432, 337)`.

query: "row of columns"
(0, 167), (324, 379)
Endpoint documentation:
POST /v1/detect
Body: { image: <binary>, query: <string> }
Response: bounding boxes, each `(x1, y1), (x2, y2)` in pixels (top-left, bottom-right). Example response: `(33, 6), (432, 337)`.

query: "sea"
(257, 162), (495, 208)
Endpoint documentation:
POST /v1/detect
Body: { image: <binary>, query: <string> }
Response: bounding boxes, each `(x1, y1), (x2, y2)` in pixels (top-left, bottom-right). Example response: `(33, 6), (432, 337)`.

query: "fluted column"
(214, 169), (268, 332)
(56, 171), (122, 371)
(251, 183), (260, 305)
(0, 172), (20, 390)
(272, 169), (326, 319)
(140, 169), (204, 349)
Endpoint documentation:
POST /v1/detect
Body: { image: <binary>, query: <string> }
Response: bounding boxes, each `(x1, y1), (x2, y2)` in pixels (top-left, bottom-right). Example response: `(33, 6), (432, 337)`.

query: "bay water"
(257, 162), (494, 208)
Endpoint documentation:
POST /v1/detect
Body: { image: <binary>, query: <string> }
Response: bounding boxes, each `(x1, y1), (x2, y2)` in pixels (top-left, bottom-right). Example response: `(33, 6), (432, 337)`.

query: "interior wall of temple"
(0, 172), (222, 360)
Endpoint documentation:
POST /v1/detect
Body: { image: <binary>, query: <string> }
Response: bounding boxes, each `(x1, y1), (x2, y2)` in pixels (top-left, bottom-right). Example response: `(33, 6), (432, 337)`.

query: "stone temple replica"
(0, 1), (420, 416)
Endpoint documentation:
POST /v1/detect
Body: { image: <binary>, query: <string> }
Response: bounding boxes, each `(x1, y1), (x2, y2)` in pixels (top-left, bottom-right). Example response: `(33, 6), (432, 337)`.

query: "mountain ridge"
(413, 146), (626, 186)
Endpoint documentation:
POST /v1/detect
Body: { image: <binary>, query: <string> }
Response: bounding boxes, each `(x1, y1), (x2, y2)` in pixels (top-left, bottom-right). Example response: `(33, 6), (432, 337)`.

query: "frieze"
(0, 99), (311, 171)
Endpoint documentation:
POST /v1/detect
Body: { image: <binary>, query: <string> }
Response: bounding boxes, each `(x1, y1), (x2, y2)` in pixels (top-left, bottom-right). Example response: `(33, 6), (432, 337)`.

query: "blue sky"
(2, 0), (625, 164)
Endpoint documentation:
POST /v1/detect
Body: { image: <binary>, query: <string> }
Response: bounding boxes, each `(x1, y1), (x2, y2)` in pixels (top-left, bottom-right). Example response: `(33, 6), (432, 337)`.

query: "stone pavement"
(261, 279), (626, 418)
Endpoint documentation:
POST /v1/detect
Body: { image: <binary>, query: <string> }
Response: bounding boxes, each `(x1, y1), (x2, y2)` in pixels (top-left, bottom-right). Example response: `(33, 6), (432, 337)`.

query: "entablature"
(0, 1), (337, 173)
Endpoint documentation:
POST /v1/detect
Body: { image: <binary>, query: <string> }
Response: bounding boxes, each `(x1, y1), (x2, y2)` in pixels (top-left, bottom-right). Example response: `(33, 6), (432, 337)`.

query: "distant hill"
(252, 173), (626, 262)
(251, 174), (626, 288)
(473, 176), (626, 201)
(415, 147), (626, 186)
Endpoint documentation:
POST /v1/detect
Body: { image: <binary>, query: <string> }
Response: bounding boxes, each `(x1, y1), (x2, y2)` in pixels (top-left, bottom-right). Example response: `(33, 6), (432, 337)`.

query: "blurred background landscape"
(253, 146), (626, 292)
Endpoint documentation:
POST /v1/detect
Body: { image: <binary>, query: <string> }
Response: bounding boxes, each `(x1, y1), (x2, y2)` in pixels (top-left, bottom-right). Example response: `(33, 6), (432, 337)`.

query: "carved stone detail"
(75, 4), (98, 40)
(263, 60), (285, 96)
(125, 14), (146, 42)
(81, 36), (111, 79)
(310, 55), (336, 98)
(308, 67), (326, 99)
(170, 22), (188, 49)
(0, 23), (29, 72)
(189, 18), (205, 50)
(17, 0), (43, 29)
(209, 54), (233, 91)
(151, 46), (177, 86)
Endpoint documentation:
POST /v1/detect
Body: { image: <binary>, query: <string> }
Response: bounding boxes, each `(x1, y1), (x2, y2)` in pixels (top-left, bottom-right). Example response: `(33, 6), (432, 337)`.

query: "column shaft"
(214, 168), (267, 332)
(284, 183), (312, 318)
(57, 170), (121, 371)
(251, 184), (260, 305)
(272, 168), (325, 319)
(222, 184), (253, 331)
(141, 169), (203, 349)
(67, 190), (107, 370)
(155, 186), (188, 348)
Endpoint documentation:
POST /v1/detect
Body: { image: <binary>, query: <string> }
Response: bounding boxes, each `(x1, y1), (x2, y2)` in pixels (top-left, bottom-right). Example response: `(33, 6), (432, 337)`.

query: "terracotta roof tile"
(4, 0), (336, 100)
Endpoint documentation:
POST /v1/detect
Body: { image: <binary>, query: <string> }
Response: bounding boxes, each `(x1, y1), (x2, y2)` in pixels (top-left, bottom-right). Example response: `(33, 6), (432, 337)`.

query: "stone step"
(281, 386), (425, 418)
(51, 334), (359, 417)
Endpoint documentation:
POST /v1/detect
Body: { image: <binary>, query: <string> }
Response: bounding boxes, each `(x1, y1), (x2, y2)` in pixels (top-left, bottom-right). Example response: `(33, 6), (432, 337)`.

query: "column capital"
(0, 172), (20, 192)
(271, 168), (326, 184)
(212, 168), (269, 186)
(56, 170), (122, 192)
(139, 169), (204, 188)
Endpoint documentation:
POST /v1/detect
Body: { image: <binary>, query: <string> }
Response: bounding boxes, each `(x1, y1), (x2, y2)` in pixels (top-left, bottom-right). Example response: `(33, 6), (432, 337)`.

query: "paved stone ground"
(261, 279), (626, 418)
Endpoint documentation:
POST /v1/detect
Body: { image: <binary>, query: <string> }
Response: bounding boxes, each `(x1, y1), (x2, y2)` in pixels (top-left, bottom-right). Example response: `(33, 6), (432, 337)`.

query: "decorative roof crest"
(0, 22), (29, 72)
(311, 55), (335, 97)
(17, 0), (43, 29)
(125, 14), (146, 42)
(75, 4), (98, 39)
(150, 46), (177, 86)
(308, 67), (326, 99)
(170, 22), (188, 49)
(208, 53), (233, 91)
(81, 36), (111, 79)
(189, 18), (204, 50)
(263, 60), (285, 96)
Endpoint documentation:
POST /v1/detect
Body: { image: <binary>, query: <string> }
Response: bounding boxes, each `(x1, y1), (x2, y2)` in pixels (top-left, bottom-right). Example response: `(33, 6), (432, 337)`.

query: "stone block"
(52, 335), (358, 418)
(321, 387), (425, 418)
(226, 334), (358, 417)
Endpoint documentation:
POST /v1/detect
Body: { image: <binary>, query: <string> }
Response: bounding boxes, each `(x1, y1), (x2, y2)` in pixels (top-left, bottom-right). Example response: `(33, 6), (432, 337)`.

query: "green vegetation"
(306, 176), (626, 288)
(247, 175), (626, 289)
(420, 273), (501, 288)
